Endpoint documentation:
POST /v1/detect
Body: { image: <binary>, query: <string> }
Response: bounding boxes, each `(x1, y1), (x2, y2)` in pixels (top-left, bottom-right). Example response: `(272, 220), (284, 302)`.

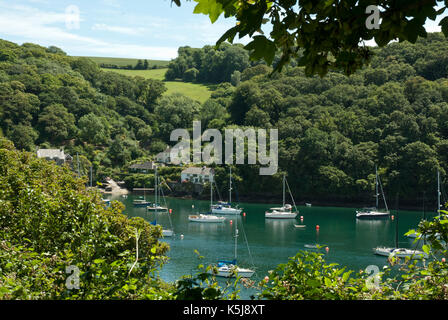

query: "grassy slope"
(102, 68), (213, 103)
(80, 56), (170, 68)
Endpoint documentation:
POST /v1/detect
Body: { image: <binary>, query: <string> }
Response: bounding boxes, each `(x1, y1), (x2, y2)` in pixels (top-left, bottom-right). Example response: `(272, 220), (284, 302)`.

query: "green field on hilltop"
(102, 68), (214, 103)
(82, 56), (170, 68)
(105, 68), (167, 80)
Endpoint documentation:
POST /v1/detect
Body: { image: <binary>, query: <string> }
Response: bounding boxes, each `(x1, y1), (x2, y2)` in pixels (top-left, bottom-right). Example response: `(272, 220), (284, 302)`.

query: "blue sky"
(0, 0), (445, 61)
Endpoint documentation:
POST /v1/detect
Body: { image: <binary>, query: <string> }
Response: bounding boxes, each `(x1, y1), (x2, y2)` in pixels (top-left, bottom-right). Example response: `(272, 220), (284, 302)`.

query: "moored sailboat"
(373, 193), (427, 259)
(265, 173), (298, 219)
(147, 166), (168, 213)
(211, 167), (242, 215)
(356, 165), (390, 218)
(210, 215), (255, 278)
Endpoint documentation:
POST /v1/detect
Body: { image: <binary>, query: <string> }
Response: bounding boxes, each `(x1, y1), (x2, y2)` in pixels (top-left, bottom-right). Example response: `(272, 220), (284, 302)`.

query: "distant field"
(102, 68), (213, 103)
(105, 68), (167, 81)
(81, 56), (170, 68)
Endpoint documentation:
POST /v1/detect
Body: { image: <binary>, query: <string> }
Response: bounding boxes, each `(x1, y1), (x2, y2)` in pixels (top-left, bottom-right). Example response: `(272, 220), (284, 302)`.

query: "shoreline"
(127, 190), (435, 212)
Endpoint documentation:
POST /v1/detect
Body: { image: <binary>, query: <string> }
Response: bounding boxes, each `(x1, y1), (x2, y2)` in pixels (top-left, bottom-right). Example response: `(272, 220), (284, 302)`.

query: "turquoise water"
(107, 193), (433, 298)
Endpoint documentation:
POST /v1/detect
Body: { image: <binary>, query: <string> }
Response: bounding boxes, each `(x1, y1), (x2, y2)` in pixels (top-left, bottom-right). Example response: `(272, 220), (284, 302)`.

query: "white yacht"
(188, 214), (226, 223)
(147, 166), (172, 236)
(211, 202), (242, 215)
(147, 167), (168, 213)
(210, 215), (255, 278)
(265, 174), (298, 219)
(265, 204), (297, 219)
(373, 247), (428, 259)
(356, 165), (390, 218)
(211, 167), (242, 215)
(213, 260), (255, 278)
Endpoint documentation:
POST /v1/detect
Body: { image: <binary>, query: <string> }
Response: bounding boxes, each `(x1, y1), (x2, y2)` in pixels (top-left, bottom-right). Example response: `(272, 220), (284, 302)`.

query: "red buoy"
(300, 216), (304, 220)
(243, 212), (246, 217)
(316, 225), (320, 230)
(391, 215), (395, 220)
(230, 220), (233, 225)
(169, 209), (172, 214)
(325, 247), (329, 253)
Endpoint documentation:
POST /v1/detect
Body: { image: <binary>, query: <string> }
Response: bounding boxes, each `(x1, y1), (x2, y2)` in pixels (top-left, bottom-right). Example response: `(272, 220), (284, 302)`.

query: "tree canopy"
(172, 0), (448, 76)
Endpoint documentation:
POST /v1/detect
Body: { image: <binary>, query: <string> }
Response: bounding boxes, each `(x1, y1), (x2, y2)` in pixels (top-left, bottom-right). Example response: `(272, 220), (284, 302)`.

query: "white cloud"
(0, 3), (178, 60)
(92, 23), (146, 36)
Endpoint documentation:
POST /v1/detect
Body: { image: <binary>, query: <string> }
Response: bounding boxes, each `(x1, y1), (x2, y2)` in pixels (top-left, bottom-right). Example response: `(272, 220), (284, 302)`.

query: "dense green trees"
(1, 34), (448, 205)
(173, 0), (448, 77)
(0, 39), (167, 181)
(192, 34), (448, 205)
(165, 43), (251, 83)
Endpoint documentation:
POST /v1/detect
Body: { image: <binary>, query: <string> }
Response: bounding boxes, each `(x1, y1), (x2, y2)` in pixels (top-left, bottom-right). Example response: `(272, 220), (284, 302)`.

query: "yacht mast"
(210, 172), (213, 209)
(235, 213), (238, 262)
(155, 166), (158, 205)
(375, 165), (379, 209)
(438, 169), (441, 213)
(282, 174), (286, 207)
(229, 166), (232, 204)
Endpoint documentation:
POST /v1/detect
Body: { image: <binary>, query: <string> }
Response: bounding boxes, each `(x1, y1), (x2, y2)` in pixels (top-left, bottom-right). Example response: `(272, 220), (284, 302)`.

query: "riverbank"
(129, 189), (438, 212)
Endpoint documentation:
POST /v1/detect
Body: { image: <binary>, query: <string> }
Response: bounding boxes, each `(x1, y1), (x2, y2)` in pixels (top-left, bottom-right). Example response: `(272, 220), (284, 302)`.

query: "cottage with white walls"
(181, 167), (214, 184)
(36, 148), (72, 166)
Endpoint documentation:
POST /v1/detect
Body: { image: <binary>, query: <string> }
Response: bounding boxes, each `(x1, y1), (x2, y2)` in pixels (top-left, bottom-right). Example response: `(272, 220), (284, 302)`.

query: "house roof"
(36, 149), (71, 160)
(181, 167), (214, 175)
(129, 161), (157, 170)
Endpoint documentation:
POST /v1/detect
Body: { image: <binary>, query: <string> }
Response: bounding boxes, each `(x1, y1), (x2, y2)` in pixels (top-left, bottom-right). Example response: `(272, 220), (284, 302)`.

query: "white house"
(36, 148), (72, 166)
(181, 167), (214, 184)
(155, 146), (171, 164)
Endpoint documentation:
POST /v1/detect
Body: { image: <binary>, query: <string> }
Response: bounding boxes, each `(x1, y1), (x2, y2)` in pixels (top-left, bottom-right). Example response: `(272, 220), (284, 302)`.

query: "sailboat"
(265, 173), (298, 219)
(211, 214), (255, 278)
(189, 172), (226, 223)
(146, 166), (172, 236)
(373, 194), (428, 259)
(133, 185), (151, 207)
(147, 166), (168, 213)
(211, 167), (242, 215)
(407, 169), (442, 239)
(356, 165), (390, 218)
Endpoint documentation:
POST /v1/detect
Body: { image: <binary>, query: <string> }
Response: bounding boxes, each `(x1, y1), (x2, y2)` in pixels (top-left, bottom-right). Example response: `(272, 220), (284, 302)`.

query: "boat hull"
(211, 207), (242, 215)
(133, 202), (151, 207)
(147, 206), (168, 212)
(356, 211), (390, 218)
(265, 211), (297, 219)
(188, 215), (226, 223)
(373, 247), (428, 259)
(210, 266), (255, 278)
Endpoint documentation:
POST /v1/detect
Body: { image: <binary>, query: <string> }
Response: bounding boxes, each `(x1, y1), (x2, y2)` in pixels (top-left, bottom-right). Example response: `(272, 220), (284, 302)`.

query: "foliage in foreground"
(1, 137), (448, 300)
(0, 138), (172, 299)
(257, 212), (448, 300)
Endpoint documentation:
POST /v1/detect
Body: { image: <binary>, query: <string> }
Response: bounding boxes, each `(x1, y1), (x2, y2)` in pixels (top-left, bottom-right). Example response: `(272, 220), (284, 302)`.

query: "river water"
(106, 193), (434, 299)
